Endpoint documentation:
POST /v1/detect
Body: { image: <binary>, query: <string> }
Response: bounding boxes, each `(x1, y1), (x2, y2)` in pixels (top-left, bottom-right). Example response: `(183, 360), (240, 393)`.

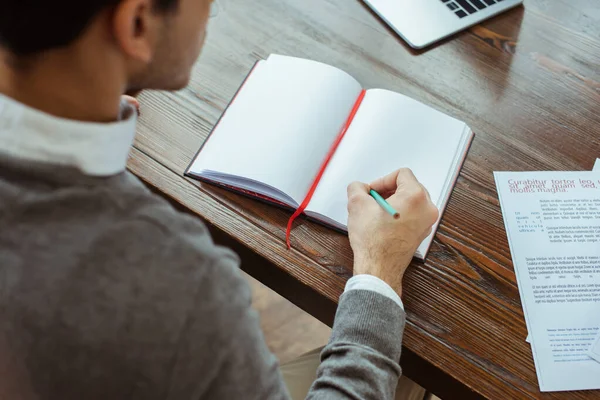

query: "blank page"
(307, 88), (468, 230)
(188, 55), (363, 205)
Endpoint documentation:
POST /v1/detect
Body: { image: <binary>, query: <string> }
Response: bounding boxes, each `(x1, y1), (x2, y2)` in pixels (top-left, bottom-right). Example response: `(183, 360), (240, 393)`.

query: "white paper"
(589, 159), (600, 362)
(307, 89), (471, 257)
(495, 171), (600, 392)
(590, 334), (600, 363)
(525, 159), (600, 345)
(189, 55), (363, 205)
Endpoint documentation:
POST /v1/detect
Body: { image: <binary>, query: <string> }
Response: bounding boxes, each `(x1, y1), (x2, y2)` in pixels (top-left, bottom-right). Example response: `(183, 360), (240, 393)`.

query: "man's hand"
(122, 95), (140, 115)
(347, 168), (439, 296)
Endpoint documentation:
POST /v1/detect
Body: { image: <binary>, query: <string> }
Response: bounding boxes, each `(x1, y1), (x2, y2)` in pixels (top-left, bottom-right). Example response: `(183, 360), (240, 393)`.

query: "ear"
(112, 0), (157, 64)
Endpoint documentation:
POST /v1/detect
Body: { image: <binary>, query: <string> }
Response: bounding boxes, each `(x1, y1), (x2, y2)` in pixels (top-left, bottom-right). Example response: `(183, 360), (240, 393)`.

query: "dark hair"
(0, 0), (178, 56)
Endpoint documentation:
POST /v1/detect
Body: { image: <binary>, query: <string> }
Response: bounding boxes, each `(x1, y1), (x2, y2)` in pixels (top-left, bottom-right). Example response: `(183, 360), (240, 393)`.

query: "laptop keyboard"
(441, 0), (504, 18)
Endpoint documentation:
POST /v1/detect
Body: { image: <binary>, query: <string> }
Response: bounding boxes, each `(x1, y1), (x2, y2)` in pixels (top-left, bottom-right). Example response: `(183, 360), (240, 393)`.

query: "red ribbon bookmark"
(286, 89), (367, 249)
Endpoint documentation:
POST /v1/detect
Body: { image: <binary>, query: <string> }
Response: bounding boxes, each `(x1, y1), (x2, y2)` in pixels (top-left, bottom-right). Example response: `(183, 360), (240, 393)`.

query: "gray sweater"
(0, 155), (406, 399)
(0, 83), (407, 400)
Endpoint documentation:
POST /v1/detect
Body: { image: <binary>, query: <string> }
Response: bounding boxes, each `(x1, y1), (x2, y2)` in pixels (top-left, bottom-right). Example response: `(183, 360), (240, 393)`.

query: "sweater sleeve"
(306, 289), (406, 400)
(162, 242), (292, 400)
(157, 211), (404, 400)
(165, 245), (405, 400)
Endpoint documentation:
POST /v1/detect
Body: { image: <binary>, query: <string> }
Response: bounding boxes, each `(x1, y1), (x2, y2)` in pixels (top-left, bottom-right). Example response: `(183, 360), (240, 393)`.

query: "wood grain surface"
(128, 0), (600, 398)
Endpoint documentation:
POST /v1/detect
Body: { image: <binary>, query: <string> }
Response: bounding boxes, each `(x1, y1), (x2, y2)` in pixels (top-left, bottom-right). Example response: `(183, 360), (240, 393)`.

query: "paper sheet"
(495, 171), (600, 392)
(590, 334), (600, 363)
(525, 159), (600, 346)
(589, 158), (600, 362)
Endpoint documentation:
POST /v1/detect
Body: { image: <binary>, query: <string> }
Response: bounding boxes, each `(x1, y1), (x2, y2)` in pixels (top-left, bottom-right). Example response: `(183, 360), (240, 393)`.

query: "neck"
(0, 46), (125, 123)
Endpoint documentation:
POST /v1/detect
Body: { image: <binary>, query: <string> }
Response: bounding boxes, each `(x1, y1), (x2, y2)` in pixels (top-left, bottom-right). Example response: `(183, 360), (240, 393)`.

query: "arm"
(307, 168), (439, 400)
(307, 286), (405, 399)
(169, 169), (436, 400)
(162, 238), (292, 400)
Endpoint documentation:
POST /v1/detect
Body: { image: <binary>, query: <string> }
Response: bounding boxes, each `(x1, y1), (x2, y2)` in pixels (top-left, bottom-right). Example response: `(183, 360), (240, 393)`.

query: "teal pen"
(369, 189), (400, 219)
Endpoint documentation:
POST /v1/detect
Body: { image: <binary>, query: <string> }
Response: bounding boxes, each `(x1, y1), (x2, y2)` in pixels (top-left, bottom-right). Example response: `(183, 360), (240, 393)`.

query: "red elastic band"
(285, 89), (367, 249)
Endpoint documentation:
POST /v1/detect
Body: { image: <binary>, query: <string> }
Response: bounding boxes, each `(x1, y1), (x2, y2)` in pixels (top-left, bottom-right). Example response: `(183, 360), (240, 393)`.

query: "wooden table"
(127, 0), (600, 398)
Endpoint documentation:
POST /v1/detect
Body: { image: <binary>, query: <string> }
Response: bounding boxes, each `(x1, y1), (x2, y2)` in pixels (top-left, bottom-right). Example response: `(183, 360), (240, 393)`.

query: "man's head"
(0, 0), (213, 92)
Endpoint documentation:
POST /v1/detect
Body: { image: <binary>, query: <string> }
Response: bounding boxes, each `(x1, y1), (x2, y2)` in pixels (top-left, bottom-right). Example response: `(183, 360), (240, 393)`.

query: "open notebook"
(186, 55), (473, 259)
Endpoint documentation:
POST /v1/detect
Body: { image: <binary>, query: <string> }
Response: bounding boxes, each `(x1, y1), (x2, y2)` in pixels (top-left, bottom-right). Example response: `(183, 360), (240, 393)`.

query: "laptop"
(362, 0), (524, 49)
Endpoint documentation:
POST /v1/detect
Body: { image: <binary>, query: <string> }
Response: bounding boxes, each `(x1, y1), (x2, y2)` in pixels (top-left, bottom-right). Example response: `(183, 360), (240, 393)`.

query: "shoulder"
(85, 172), (246, 309)
(42, 175), (252, 396)
(65, 171), (251, 348)
(6, 172), (254, 398)
(92, 172), (240, 268)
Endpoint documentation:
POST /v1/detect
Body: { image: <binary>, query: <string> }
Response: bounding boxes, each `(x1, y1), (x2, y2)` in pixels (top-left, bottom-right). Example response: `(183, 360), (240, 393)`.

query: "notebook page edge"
(416, 125), (474, 259)
(199, 170), (298, 207)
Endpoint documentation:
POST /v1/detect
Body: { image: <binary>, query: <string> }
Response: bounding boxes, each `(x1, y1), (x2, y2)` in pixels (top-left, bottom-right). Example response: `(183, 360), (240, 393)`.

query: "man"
(0, 0), (439, 398)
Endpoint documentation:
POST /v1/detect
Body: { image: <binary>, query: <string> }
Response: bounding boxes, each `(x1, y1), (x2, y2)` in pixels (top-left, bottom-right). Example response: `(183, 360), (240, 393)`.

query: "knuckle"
(399, 168), (416, 180)
(428, 206), (440, 223)
(424, 226), (433, 237)
(407, 186), (428, 205)
(347, 193), (364, 208)
(346, 181), (361, 195)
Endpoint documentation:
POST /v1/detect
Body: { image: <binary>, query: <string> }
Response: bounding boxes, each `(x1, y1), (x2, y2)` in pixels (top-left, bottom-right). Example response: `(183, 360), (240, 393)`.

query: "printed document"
(495, 171), (600, 392)
(590, 334), (600, 363)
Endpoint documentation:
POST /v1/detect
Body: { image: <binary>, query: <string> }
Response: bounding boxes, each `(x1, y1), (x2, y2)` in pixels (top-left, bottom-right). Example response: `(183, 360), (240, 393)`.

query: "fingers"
(122, 95), (140, 109)
(381, 170), (438, 225)
(347, 181), (370, 197)
(370, 170), (402, 195)
(122, 95), (141, 116)
(370, 168), (420, 196)
(394, 168), (419, 192)
(347, 181), (371, 212)
(348, 170), (435, 220)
